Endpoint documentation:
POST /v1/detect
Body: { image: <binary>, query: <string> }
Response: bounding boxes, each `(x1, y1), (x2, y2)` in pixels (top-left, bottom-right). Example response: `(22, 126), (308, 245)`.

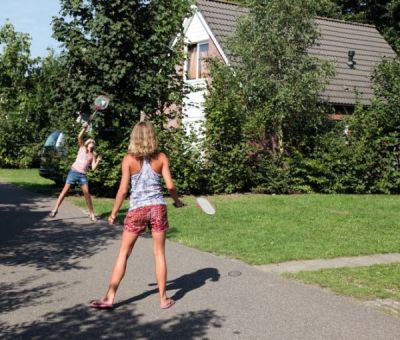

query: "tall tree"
(51, 0), (191, 193)
(0, 23), (59, 167)
(229, 0), (334, 155)
(202, 0), (334, 193)
(52, 0), (191, 126)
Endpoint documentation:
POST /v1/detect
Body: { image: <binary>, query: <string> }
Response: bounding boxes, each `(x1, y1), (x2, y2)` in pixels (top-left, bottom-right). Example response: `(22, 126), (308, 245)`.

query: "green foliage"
(0, 23), (60, 168)
(230, 0), (334, 155)
(159, 127), (206, 194)
(52, 0), (190, 124)
(203, 0), (334, 194)
(203, 61), (250, 193)
(296, 57), (400, 194)
(202, 1), (400, 195)
(50, 0), (192, 195)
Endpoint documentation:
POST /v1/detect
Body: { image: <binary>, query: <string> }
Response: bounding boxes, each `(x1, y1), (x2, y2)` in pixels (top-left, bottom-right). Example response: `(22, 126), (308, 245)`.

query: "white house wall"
(183, 80), (207, 131)
(185, 13), (209, 45)
(183, 12), (209, 131)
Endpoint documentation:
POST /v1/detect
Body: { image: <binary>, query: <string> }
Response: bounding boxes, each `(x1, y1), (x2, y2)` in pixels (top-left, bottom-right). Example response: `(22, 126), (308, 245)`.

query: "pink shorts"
(124, 204), (169, 235)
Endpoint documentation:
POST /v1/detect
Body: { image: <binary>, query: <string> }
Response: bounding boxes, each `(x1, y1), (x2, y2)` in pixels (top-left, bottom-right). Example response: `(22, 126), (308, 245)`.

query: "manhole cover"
(228, 271), (242, 277)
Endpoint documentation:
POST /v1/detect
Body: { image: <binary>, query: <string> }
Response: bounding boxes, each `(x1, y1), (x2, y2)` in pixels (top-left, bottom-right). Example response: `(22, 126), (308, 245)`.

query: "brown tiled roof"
(196, 0), (397, 106)
(196, 0), (249, 60)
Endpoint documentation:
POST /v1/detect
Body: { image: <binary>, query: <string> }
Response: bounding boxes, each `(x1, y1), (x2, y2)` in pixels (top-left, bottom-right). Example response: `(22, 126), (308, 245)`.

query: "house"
(181, 0), (397, 128)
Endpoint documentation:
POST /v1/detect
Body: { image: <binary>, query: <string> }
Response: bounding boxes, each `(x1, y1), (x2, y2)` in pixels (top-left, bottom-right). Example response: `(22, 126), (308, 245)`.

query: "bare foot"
(160, 298), (175, 309)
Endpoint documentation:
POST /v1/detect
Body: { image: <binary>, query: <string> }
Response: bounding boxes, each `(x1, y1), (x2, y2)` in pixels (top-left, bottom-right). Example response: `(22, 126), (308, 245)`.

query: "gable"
(185, 11), (209, 43)
(196, 0), (248, 61)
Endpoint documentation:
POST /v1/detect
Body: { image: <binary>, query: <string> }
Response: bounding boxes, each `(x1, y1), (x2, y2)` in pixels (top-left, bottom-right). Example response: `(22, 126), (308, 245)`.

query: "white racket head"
(94, 95), (110, 111)
(196, 196), (216, 215)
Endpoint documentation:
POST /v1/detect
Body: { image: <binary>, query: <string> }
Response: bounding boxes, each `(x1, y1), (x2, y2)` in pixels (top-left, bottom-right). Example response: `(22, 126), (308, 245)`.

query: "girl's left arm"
(92, 154), (102, 171)
(108, 155), (130, 225)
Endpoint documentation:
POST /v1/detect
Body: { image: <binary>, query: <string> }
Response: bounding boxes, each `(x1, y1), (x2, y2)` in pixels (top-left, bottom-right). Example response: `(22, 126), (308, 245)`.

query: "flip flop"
(90, 300), (113, 309)
(49, 210), (58, 218)
(160, 299), (175, 309)
(89, 215), (98, 222)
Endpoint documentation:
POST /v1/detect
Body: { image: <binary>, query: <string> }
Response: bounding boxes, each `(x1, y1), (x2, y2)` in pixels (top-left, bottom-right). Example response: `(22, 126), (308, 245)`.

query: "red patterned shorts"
(124, 204), (169, 235)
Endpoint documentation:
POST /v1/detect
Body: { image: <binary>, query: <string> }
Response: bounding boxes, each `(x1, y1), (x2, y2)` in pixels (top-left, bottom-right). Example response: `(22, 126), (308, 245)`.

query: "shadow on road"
(0, 183), (118, 271)
(0, 183), (226, 339)
(115, 267), (221, 308)
(0, 303), (224, 339)
(0, 275), (77, 314)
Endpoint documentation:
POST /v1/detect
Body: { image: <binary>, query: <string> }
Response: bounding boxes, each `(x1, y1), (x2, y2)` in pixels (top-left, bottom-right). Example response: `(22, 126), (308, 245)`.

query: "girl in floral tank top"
(90, 121), (183, 310)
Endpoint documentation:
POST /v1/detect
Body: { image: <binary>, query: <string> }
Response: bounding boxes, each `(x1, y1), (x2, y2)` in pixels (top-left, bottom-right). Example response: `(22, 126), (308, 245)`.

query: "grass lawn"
(0, 168), (58, 195)
(1, 169), (400, 264)
(285, 263), (400, 302)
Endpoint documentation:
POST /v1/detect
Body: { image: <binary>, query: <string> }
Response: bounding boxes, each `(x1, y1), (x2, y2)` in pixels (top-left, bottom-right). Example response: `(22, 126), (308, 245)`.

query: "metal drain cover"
(228, 271), (242, 277)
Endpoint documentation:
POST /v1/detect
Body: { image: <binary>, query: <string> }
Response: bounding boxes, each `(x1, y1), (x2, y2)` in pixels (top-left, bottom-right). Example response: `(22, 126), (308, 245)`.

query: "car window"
(55, 133), (65, 149)
(44, 131), (61, 147)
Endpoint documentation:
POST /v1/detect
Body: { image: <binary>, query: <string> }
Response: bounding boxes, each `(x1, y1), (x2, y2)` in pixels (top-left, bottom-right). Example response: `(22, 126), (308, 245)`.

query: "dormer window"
(187, 42), (209, 80)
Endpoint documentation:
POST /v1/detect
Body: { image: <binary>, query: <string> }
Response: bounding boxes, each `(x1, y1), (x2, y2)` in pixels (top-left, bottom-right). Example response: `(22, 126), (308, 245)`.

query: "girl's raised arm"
(78, 123), (88, 146)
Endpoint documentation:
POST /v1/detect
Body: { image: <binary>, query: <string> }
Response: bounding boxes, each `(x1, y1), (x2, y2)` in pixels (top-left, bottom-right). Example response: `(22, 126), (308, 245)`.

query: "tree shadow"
(0, 183), (118, 271)
(0, 304), (224, 339)
(0, 275), (78, 313)
(115, 268), (220, 308)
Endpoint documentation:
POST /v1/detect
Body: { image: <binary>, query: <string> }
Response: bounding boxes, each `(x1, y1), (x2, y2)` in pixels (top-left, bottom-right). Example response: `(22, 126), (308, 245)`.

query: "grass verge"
(284, 263), (400, 302)
(1, 169), (400, 265)
(0, 168), (58, 195)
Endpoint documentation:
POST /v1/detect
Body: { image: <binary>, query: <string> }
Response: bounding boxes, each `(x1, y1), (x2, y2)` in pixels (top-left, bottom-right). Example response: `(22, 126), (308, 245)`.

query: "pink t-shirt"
(71, 146), (93, 174)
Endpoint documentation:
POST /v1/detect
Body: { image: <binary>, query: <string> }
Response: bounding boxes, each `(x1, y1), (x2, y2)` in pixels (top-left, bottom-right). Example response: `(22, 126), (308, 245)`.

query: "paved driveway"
(1, 182), (399, 339)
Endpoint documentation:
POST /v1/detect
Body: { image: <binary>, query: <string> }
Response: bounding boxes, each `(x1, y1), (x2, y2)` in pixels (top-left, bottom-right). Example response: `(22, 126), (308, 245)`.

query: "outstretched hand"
(173, 200), (185, 208)
(108, 215), (116, 226)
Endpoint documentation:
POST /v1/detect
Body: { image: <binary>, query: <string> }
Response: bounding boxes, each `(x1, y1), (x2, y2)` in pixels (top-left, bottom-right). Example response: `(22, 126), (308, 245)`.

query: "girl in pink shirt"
(49, 123), (101, 221)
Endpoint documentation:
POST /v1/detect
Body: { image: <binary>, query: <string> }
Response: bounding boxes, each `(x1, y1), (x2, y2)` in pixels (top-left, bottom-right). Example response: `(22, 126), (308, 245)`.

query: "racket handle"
(173, 201), (185, 208)
(88, 109), (98, 122)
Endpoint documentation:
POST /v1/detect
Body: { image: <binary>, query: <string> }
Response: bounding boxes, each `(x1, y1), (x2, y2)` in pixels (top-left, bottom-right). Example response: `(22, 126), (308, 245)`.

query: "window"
(44, 131), (61, 147)
(187, 42), (209, 80)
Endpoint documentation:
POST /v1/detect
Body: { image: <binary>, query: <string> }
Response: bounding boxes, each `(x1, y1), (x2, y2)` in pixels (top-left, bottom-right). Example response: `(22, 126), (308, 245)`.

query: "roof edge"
(197, 0), (245, 6)
(197, 1), (379, 30)
(315, 16), (376, 29)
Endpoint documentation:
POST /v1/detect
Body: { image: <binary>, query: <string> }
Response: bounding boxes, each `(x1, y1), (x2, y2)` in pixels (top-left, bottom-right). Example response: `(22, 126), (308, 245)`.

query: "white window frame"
(185, 41), (209, 81)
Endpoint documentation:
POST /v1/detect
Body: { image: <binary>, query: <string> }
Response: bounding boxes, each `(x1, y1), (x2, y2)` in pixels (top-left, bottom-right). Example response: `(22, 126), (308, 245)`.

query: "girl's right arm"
(160, 153), (184, 208)
(108, 155), (131, 225)
(78, 123), (88, 146)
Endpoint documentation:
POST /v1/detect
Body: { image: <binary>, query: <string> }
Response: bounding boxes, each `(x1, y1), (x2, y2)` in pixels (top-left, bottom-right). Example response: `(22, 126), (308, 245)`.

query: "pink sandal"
(90, 300), (113, 309)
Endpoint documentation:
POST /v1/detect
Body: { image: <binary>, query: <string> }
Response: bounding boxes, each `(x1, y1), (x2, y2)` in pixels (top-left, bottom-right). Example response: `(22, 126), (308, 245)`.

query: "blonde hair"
(85, 139), (96, 154)
(128, 121), (159, 158)
(84, 138), (96, 147)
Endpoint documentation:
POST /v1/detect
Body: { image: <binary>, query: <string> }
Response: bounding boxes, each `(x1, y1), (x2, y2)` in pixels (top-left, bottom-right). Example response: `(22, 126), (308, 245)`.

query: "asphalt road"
(1, 182), (399, 339)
